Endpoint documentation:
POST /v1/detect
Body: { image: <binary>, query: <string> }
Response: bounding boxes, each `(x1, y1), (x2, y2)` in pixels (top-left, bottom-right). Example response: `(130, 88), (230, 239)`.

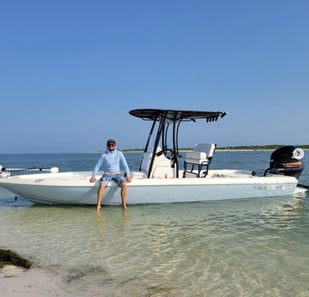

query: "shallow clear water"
(1, 151), (309, 296)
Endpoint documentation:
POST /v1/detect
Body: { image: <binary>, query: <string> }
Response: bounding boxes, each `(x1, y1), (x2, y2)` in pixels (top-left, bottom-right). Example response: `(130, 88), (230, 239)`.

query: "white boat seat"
(183, 143), (216, 177)
(140, 146), (174, 178)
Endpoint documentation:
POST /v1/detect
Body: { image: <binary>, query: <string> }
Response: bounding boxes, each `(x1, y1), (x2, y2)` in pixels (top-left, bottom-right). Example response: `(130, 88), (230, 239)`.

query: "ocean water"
(0, 151), (309, 297)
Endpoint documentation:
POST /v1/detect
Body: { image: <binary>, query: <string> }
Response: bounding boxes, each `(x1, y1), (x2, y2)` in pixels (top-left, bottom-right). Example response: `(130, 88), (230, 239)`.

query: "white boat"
(0, 109), (307, 205)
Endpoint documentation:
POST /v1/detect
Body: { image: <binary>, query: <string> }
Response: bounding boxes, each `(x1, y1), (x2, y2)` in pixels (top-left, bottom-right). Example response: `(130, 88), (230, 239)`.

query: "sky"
(1, 0), (308, 153)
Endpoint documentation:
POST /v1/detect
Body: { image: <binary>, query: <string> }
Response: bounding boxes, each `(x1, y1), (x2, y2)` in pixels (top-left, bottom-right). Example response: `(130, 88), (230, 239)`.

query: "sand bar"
(0, 265), (77, 297)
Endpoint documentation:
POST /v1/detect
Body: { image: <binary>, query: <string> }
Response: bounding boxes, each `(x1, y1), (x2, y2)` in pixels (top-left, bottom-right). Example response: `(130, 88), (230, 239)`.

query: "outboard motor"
(266, 146), (305, 179)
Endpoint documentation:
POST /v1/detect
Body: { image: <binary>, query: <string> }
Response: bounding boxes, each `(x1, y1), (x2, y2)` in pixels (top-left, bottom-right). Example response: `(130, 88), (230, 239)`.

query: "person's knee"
(99, 183), (106, 190)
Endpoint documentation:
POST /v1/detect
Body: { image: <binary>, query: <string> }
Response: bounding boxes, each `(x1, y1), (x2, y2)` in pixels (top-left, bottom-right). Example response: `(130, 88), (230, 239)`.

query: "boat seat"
(140, 147), (162, 176)
(183, 143), (216, 177)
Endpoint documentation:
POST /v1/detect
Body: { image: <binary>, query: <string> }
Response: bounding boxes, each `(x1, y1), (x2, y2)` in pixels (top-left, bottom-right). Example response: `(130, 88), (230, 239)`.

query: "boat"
(0, 108), (307, 205)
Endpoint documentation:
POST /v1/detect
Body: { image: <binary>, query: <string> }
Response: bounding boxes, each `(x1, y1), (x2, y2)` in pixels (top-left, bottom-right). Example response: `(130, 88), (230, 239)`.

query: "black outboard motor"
(266, 146), (305, 179)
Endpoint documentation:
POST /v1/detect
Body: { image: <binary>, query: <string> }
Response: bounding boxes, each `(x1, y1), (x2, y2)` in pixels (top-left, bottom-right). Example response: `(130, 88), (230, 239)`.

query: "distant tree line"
(217, 144), (309, 150)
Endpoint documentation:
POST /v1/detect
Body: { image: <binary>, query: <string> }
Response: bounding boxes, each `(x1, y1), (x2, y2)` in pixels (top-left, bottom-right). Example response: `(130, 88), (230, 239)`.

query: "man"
(89, 139), (132, 211)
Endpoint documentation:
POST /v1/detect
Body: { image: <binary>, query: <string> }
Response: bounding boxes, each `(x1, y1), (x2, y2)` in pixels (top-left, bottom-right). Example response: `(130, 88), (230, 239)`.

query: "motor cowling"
(268, 146), (305, 179)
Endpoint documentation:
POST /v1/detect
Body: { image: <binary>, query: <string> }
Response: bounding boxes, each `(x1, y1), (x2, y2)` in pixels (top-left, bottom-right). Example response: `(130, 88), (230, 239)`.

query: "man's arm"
(89, 154), (104, 182)
(119, 152), (131, 181)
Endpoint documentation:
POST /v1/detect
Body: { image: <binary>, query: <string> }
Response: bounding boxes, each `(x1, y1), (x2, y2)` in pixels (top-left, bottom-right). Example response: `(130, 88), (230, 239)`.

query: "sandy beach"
(0, 265), (76, 297)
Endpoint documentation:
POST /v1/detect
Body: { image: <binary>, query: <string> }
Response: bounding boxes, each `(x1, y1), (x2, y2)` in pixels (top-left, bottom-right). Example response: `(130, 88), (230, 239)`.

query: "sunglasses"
(108, 143), (115, 147)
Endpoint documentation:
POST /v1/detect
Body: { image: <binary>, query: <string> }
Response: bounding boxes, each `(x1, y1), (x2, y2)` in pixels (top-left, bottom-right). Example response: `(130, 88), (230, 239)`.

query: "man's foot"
(122, 205), (127, 210)
(96, 205), (101, 212)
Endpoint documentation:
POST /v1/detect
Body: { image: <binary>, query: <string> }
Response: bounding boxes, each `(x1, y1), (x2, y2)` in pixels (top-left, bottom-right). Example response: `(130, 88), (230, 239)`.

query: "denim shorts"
(99, 173), (126, 186)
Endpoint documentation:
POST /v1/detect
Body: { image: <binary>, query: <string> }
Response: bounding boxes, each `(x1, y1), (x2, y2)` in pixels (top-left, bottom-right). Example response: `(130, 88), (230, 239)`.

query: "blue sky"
(1, 0), (308, 153)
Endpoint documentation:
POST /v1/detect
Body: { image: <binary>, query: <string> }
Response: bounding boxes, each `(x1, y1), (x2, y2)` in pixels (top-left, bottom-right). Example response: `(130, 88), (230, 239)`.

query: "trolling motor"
(264, 146), (305, 179)
(0, 165), (10, 178)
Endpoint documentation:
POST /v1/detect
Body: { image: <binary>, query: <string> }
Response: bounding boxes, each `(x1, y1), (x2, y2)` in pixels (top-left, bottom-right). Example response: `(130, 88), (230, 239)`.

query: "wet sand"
(0, 265), (76, 297)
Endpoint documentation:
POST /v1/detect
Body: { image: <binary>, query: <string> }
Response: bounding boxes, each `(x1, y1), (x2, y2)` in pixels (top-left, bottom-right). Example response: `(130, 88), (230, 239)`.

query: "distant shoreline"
(123, 145), (309, 153)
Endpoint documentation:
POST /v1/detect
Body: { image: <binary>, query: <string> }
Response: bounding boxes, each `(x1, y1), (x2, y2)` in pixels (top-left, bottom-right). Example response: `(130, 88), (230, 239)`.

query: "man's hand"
(89, 177), (96, 183)
(126, 177), (132, 183)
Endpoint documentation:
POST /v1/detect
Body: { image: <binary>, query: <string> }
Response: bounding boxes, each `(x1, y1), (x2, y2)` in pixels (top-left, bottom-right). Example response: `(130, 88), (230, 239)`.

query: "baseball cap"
(107, 139), (116, 145)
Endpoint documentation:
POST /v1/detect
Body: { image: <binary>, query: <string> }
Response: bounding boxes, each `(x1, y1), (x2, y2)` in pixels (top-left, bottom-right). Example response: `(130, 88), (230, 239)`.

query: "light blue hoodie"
(91, 149), (130, 178)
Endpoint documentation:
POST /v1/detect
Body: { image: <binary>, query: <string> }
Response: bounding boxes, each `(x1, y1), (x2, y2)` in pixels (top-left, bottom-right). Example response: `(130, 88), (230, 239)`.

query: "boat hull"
(0, 170), (299, 205)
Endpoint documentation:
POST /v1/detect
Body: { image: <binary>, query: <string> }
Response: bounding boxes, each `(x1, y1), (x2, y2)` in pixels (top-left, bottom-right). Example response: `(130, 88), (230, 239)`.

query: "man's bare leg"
(120, 183), (127, 209)
(96, 183), (106, 211)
